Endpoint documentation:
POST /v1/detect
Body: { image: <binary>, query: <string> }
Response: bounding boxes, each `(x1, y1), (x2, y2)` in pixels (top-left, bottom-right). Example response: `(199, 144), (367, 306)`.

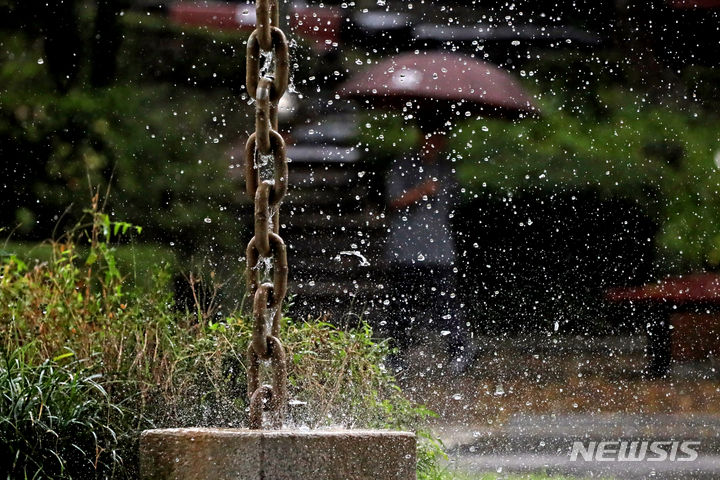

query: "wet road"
(449, 453), (720, 480)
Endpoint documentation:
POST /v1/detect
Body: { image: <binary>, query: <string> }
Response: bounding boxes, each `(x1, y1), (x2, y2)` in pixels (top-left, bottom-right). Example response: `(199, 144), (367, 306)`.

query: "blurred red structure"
(168, 2), (253, 30)
(607, 272), (720, 304)
(668, 0), (720, 8)
(167, 1), (341, 51)
(607, 273), (720, 377)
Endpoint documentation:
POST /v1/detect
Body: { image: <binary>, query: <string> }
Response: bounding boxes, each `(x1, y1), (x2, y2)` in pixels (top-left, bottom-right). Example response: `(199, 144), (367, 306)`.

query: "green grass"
(0, 206), (442, 478)
(1, 241), (177, 290)
(0, 347), (134, 479)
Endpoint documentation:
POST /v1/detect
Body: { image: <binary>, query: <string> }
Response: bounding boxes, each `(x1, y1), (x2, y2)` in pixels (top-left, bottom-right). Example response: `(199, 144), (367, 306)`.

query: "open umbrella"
(337, 50), (537, 120)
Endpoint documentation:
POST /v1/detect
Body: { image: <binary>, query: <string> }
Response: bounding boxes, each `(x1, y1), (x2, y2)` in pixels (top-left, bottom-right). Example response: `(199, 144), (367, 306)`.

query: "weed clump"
(0, 205), (441, 478)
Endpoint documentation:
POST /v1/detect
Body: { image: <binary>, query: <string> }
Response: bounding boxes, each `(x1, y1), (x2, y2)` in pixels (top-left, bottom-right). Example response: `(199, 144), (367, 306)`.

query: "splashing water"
(336, 250), (371, 267)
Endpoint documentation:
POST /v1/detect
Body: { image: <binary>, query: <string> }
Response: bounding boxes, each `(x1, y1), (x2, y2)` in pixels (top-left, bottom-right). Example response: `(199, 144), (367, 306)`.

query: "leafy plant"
(0, 347), (133, 480)
(358, 50), (720, 272)
(0, 25), (247, 259)
(0, 205), (445, 477)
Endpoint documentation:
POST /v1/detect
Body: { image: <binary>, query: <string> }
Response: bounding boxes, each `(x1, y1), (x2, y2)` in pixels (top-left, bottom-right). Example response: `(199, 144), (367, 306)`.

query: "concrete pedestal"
(140, 428), (416, 480)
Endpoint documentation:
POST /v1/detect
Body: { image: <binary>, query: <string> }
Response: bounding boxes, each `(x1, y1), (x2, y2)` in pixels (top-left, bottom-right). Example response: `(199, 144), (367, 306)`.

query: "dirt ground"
(396, 334), (720, 428)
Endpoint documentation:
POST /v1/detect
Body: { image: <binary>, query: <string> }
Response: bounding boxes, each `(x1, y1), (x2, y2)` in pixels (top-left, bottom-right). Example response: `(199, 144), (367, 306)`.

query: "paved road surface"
(439, 413), (720, 479)
(449, 452), (720, 479)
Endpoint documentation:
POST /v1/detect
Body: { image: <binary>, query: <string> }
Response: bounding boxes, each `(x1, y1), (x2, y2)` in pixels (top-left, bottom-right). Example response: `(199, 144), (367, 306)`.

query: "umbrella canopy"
(337, 51), (537, 120)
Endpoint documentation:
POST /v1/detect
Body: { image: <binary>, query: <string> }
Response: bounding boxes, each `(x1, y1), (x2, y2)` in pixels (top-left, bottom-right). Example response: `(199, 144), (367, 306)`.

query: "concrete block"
(140, 428), (416, 480)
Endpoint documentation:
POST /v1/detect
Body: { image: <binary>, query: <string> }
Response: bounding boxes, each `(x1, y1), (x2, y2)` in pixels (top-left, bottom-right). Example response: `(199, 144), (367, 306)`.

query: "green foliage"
(118, 12), (250, 91)
(358, 51), (720, 271)
(416, 430), (449, 480)
(449, 85), (720, 271)
(358, 110), (422, 166)
(0, 22), (249, 257)
(0, 347), (133, 480)
(0, 11), (322, 259)
(0, 209), (442, 478)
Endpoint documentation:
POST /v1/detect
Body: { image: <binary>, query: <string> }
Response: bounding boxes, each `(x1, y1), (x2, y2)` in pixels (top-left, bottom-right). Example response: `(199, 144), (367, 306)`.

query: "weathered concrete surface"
(140, 428), (416, 480)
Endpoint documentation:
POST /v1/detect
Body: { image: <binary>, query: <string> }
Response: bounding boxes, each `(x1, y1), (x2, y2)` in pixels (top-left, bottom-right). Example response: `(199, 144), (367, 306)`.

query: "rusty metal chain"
(244, 0), (290, 430)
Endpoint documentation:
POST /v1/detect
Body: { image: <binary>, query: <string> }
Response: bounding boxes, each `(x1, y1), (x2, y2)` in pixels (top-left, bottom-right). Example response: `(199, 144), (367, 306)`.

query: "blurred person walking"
(338, 51), (536, 374)
(383, 127), (470, 372)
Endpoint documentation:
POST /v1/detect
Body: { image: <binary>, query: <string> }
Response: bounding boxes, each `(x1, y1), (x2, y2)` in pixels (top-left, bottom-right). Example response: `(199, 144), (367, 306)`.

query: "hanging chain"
(244, 0), (290, 429)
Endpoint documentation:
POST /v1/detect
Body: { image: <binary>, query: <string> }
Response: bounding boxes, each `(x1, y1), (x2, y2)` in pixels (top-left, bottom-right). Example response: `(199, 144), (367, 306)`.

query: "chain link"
(244, 0), (290, 429)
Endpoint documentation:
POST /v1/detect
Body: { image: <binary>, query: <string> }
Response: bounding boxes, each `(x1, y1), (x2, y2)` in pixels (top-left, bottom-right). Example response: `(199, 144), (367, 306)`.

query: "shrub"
(0, 206), (441, 478)
(0, 11), (319, 259)
(0, 348), (133, 480)
(357, 50), (720, 272)
(0, 22), (248, 258)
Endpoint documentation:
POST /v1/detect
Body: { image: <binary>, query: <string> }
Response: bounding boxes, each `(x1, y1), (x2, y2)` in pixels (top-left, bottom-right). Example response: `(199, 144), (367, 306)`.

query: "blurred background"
(2, 0), (720, 335)
(4, 1), (720, 477)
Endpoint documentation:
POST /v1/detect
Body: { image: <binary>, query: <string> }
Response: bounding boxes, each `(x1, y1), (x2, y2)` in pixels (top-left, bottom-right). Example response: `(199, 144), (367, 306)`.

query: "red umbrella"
(337, 51), (537, 120)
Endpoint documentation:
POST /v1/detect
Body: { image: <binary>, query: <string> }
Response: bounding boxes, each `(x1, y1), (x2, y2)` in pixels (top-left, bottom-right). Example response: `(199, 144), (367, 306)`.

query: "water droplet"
(337, 250), (370, 267)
